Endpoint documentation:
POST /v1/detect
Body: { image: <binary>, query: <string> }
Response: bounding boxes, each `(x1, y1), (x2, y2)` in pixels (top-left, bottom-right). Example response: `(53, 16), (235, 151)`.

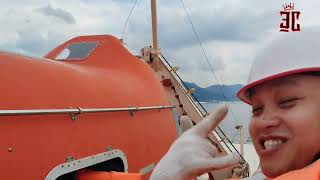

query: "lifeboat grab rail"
(0, 105), (175, 116)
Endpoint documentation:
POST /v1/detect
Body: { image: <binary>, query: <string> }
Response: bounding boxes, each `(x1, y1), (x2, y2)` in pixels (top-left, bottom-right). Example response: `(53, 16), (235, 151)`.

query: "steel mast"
(151, 0), (160, 70)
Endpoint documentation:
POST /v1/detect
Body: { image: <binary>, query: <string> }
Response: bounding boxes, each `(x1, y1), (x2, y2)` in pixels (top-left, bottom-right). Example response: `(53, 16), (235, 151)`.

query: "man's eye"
(252, 107), (263, 116)
(278, 98), (300, 108)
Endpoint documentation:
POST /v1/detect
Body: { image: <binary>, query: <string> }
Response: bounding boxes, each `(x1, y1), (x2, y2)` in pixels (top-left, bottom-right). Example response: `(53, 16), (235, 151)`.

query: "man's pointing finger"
(191, 104), (228, 137)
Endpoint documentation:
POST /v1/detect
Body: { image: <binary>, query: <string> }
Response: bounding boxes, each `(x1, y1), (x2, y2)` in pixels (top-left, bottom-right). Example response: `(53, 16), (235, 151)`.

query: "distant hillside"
(183, 82), (243, 102)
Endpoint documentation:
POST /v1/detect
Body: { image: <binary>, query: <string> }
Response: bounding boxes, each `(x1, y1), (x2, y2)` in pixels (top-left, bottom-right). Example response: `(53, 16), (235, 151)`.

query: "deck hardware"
(169, 66), (179, 73)
(66, 156), (74, 162)
(106, 147), (113, 151)
(186, 88), (196, 94)
(129, 111), (134, 116)
(0, 105), (175, 117)
(157, 105), (166, 112)
(161, 78), (172, 87)
(231, 161), (249, 178)
(70, 114), (77, 122)
(235, 125), (244, 157)
(203, 113), (210, 117)
(70, 108), (81, 122)
(128, 106), (139, 117)
(8, 147), (13, 152)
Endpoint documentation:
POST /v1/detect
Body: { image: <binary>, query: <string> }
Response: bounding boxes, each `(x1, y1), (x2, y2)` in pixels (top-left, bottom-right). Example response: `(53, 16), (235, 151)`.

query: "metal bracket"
(66, 156), (74, 162)
(169, 66), (179, 73)
(129, 110), (134, 117)
(150, 48), (160, 55)
(69, 108), (81, 122)
(8, 147), (13, 152)
(70, 114), (77, 122)
(231, 161), (250, 178)
(186, 88), (196, 94)
(203, 113), (210, 118)
(128, 106), (139, 117)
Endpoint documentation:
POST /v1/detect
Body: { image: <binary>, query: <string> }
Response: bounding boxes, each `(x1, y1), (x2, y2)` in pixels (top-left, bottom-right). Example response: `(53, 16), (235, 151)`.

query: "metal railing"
(0, 105), (175, 116)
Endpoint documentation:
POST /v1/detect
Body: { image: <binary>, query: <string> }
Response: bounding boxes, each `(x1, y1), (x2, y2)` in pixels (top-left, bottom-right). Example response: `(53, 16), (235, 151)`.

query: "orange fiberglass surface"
(0, 35), (177, 179)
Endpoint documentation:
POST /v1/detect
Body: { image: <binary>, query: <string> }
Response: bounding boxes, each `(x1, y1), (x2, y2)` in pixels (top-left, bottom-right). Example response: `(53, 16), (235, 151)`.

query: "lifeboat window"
(56, 42), (98, 60)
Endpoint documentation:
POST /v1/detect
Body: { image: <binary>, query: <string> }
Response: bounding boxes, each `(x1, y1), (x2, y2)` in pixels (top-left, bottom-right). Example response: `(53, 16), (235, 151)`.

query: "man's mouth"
(263, 139), (284, 150)
(259, 136), (288, 154)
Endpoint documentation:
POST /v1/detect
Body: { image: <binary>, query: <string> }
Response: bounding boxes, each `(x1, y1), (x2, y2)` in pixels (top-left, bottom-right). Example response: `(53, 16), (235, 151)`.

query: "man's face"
(249, 75), (320, 178)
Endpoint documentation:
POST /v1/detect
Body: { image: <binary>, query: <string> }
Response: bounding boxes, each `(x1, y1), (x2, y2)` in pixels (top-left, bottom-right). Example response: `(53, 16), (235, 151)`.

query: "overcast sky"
(1, 0), (320, 87)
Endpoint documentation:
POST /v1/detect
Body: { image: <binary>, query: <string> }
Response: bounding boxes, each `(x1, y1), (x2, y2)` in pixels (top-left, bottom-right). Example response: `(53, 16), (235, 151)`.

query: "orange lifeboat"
(0, 35), (177, 179)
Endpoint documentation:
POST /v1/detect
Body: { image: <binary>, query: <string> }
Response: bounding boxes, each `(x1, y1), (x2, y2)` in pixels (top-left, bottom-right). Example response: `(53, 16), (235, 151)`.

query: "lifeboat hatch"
(55, 42), (98, 60)
(46, 149), (128, 180)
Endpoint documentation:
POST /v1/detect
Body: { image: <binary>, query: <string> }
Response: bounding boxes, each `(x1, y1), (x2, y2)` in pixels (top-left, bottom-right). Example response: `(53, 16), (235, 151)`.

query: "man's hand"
(150, 105), (240, 180)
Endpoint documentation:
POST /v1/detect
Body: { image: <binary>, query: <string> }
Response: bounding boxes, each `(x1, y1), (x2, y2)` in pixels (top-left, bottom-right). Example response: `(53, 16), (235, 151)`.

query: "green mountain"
(183, 82), (243, 102)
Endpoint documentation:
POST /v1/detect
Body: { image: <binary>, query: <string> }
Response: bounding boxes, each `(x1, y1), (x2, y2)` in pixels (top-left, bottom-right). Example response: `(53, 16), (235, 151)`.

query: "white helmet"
(237, 29), (320, 104)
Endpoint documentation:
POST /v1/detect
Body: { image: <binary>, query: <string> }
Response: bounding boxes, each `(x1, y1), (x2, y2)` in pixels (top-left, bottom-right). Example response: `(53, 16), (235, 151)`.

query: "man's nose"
(259, 110), (281, 129)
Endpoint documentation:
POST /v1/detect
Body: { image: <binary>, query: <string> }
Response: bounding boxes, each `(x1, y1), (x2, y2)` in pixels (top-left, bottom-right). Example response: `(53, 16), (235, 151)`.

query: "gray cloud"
(1, 0), (319, 86)
(12, 28), (68, 56)
(163, 46), (225, 72)
(157, 10), (277, 49)
(36, 5), (76, 24)
(120, 0), (278, 52)
(16, 30), (47, 55)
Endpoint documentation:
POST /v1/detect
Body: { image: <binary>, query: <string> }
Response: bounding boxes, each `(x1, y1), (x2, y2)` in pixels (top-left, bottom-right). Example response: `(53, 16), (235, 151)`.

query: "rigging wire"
(120, 0), (245, 160)
(231, 129), (240, 143)
(179, 0), (241, 127)
(121, 0), (139, 40)
(160, 54), (245, 161)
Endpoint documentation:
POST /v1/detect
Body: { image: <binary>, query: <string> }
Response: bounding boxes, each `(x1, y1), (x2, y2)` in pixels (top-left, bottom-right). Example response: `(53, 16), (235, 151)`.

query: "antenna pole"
(151, 0), (159, 70)
(236, 125), (244, 158)
(239, 125), (244, 158)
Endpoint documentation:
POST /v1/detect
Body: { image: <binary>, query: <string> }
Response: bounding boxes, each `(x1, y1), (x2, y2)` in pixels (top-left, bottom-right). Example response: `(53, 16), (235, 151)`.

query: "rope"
(179, 0), (241, 127)
(121, 0), (139, 40)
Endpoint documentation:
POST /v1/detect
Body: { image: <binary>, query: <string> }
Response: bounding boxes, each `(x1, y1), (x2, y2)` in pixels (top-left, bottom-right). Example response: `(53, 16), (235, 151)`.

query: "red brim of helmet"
(237, 67), (320, 105)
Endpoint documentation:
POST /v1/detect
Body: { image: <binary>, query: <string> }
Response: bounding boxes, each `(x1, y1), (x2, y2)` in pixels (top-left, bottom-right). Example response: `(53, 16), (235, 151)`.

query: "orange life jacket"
(77, 160), (320, 180)
(271, 159), (320, 180)
(76, 171), (142, 180)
